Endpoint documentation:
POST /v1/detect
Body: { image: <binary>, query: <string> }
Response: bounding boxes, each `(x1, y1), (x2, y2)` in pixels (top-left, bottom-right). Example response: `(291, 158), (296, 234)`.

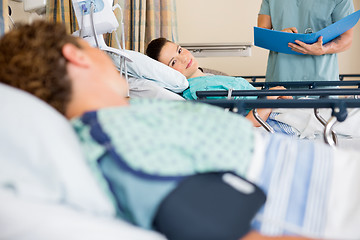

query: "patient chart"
(254, 9), (360, 55)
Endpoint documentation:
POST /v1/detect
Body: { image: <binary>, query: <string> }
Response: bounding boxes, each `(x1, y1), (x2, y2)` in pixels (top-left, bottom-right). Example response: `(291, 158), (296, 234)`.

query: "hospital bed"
(250, 79), (360, 89)
(3, 83), (360, 240)
(106, 40), (360, 148)
(116, 55), (360, 148)
(193, 80), (360, 144)
(196, 86), (360, 148)
(196, 87), (360, 99)
(196, 86), (360, 145)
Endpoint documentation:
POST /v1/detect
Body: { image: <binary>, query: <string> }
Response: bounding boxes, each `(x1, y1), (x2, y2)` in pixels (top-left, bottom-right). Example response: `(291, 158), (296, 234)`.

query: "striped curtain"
(46, 0), (78, 34)
(115, 0), (178, 53)
(0, 0), (8, 36)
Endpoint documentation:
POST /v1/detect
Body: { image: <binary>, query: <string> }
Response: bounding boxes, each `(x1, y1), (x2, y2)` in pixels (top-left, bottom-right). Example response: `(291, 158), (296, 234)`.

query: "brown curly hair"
(0, 20), (81, 115)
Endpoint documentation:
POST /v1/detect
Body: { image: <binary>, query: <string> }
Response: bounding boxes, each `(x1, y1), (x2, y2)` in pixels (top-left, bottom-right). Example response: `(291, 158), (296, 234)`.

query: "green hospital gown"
(72, 99), (255, 229)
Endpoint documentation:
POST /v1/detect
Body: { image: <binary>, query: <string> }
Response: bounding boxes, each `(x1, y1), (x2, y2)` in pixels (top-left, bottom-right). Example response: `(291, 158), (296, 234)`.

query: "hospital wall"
(8, 1), (43, 23)
(176, 0), (360, 77)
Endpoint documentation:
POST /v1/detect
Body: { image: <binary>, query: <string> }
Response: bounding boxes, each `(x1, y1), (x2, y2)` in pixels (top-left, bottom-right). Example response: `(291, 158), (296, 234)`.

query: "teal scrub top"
(259, 0), (354, 82)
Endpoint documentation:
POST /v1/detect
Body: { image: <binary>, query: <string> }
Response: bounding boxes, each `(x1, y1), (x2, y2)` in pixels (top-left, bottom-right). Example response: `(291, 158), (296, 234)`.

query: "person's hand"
(288, 36), (325, 55)
(281, 27), (298, 33)
(267, 86), (293, 100)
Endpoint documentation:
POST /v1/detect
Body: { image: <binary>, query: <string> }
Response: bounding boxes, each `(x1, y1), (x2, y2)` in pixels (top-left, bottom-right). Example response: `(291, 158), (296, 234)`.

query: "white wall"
(8, 1), (43, 25)
(176, 0), (360, 76)
(338, 0), (360, 74)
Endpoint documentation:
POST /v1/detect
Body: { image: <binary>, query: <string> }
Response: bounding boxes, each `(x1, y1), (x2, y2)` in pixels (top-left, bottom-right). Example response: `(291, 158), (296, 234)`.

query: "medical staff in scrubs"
(258, 0), (354, 82)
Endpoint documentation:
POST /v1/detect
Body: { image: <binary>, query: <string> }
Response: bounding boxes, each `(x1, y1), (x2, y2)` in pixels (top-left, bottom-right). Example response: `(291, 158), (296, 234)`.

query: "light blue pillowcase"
(109, 50), (189, 93)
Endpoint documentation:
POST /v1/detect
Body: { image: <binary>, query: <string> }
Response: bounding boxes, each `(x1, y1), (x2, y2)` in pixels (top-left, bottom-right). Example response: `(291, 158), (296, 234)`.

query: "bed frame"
(197, 98), (360, 147)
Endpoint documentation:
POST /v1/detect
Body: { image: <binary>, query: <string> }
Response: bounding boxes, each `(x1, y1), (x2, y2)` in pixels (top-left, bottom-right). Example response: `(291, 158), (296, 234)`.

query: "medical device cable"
(113, 3), (130, 96)
(113, 29), (124, 76)
(112, 4), (125, 49)
(8, 6), (15, 30)
(79, 4), (87, 38)
(113, 32), (125, 77)
(90, 2), (99, 48)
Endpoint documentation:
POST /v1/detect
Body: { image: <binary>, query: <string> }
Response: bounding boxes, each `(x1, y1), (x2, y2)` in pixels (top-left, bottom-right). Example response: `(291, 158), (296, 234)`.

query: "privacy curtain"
(115, 0), (178, 53)
(0, 0), (8, 36)
(46, 0), (77, 34)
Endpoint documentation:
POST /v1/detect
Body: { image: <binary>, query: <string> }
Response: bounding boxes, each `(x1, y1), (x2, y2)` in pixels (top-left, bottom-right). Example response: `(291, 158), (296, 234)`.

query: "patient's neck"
(188, 68), (206, 79)
(66, 91), (129, 119)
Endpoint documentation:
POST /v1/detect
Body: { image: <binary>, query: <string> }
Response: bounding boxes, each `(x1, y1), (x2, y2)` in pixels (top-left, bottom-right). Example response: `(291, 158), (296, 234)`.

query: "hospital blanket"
(248, 132), (360, 239)
(266, 112), (298, 136)
(269, 109), (360, 142)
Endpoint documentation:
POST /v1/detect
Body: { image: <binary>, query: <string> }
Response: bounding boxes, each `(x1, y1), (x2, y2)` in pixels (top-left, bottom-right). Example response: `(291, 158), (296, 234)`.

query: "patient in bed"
(146, 37), (293, 128)
(146, 38), (360, 141)
(2, 21), (360, 240)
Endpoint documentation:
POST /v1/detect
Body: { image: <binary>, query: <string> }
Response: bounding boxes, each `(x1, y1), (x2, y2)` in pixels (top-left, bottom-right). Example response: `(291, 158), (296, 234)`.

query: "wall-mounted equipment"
(179, 42), (253, 58)
(180, 42), (253, 57)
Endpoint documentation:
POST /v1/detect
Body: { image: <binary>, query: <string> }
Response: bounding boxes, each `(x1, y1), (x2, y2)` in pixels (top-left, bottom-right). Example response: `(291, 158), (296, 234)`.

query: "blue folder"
(254, 10), (360, 55)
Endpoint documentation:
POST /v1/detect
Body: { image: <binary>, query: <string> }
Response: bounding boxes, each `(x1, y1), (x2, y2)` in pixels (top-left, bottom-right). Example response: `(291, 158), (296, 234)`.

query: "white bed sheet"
(272, 108), (360, 149)
(0, 190), (166, 240)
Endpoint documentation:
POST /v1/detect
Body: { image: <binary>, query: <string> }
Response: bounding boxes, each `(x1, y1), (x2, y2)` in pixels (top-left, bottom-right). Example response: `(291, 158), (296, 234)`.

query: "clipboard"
(254, 9), (360, 55)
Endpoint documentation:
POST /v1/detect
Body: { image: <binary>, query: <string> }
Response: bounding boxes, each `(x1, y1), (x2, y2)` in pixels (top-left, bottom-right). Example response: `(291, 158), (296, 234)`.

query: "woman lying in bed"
(146, 38), (292, 127)
(145, 39), (360, 141)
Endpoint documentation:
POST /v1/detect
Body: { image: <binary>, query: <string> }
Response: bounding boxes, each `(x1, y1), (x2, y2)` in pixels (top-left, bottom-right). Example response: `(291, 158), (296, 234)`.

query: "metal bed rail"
(196, 98), (360, 147)
(250, 80), (360, 89)
(196, 88), (360, 99)
(237, 74), (360, 83)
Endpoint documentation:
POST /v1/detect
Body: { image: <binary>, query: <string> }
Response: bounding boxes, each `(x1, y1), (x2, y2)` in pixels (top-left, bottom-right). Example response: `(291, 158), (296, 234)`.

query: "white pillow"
(0, 83), (168, 239)
(0, 83), (115, 215)
(109, 50), (189, 93)
(128, 76), (185, 100)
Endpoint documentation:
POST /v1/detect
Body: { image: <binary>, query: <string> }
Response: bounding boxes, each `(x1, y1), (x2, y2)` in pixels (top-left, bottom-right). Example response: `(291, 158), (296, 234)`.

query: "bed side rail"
(196, 88), (360, 99)
(237, 74), (360, 84)
(196, 98), (360, 147)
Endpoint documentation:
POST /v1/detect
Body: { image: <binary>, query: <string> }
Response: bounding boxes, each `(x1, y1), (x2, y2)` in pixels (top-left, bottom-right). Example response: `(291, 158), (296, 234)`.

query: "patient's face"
(158, 42), (199, 79)
(79, 39), (129, 97)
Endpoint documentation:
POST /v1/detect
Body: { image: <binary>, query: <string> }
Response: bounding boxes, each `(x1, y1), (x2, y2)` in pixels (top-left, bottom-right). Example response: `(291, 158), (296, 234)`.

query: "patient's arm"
(245, 86), (292, 128)
(241, 231), (316, 240)
(246, 109), (272, 128)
